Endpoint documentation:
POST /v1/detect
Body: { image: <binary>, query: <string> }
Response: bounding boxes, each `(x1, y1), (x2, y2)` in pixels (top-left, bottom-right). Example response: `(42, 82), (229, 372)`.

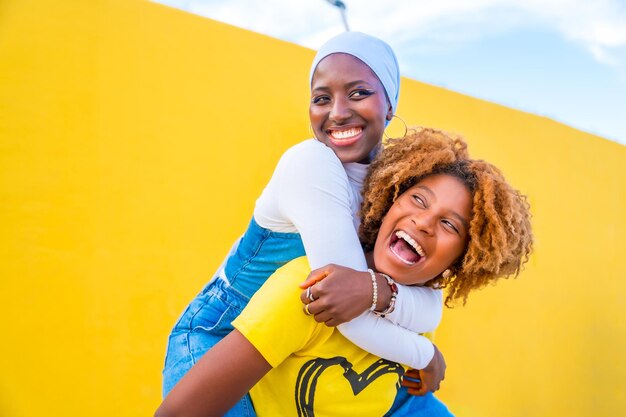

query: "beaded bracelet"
(367, 268), (378, 312)
(373, 273), (398, 318)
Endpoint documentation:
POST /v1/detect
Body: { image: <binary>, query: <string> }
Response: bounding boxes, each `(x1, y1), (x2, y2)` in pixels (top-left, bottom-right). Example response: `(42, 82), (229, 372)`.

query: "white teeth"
(395, 230), (425, 257)
(330, 127), (362, 139)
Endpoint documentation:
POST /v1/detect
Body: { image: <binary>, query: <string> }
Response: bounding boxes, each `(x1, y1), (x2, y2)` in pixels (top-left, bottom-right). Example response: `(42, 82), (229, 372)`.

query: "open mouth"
(390, 230), (425, 265)
(326, 127), (363, 146)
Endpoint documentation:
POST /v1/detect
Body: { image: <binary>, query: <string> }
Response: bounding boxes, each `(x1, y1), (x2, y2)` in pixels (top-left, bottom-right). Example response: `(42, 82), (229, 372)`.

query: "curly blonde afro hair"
(359, 127), (533, 306)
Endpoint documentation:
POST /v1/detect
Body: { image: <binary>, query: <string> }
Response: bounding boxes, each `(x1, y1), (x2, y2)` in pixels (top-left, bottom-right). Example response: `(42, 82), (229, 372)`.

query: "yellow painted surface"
(0, 0), (624, 416)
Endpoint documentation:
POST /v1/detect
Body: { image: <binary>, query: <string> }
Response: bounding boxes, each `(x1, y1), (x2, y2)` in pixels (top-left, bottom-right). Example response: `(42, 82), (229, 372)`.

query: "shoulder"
(269, 140), (349, 194)
(278, 139), (342, 168)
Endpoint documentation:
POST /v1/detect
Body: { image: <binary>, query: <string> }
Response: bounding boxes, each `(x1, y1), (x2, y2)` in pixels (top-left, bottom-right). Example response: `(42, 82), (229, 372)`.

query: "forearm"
(155, 330), (271, 417)
(383, 285), (443, 333)
(337, 312), (435, 369)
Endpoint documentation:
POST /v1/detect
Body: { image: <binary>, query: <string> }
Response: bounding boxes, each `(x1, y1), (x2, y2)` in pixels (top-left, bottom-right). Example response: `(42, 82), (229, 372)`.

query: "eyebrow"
(311, 80), (374, 92)
(415, 185), (469, 230)
(344, 80), (373, 88)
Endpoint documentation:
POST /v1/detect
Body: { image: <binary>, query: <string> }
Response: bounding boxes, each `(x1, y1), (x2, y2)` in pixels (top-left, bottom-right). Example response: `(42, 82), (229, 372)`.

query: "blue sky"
(155, 0), (626, 145)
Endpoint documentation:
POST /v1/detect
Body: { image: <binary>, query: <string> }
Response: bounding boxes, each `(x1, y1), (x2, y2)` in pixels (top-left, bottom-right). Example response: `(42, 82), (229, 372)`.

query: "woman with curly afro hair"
(156, 127), (533, 417)
(360, 127), (533, 307)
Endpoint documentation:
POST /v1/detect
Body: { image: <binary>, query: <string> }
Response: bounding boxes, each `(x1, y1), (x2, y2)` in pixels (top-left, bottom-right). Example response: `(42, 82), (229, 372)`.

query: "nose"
(329, 96), (351, 123)
(412, 212), (436, 236)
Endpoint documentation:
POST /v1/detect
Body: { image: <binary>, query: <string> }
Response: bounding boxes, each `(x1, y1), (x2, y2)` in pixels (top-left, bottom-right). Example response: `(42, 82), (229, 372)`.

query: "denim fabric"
(162, 277), (256, 416)
(163, 218), (306, 415)
(224, 217), (305, 298)
(385, 386), (454, 417)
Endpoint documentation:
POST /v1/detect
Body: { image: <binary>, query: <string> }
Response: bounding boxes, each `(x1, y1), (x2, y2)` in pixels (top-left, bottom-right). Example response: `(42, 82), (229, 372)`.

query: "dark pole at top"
(325, 0), (350, 31)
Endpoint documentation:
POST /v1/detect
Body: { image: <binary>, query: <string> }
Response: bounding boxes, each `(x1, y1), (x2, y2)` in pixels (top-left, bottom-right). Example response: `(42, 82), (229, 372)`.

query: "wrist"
(373, 273), (397, 317)
(375, 273), (391, 311)
(366, 269), (378, 311)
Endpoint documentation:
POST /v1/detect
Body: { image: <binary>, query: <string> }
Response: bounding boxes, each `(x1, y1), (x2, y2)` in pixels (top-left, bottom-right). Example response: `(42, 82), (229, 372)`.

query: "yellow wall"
(1, 0), (624, 416)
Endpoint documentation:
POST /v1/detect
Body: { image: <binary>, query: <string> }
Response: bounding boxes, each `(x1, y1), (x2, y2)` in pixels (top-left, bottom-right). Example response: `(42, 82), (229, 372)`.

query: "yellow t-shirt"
(233, 257), (406, 417)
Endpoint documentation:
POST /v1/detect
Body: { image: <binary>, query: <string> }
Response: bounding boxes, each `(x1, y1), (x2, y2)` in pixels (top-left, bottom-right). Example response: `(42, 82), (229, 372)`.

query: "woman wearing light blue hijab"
(159, 32), (452, 417)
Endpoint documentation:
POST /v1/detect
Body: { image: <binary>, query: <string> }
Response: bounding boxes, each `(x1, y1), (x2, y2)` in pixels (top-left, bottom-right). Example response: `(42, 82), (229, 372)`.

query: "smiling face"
(371, 174), (472, 286)
(309, 53), (392, 164)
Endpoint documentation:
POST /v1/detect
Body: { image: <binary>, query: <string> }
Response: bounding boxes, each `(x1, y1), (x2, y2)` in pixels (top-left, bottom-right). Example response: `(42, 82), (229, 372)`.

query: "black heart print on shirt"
(295, 356), (404, 416)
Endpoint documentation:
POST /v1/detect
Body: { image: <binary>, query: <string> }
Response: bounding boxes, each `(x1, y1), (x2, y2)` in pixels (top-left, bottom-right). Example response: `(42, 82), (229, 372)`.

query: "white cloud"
(152, 0), (626, 93)
(510, 0), (626, 66)
(154, 0), (626, 69)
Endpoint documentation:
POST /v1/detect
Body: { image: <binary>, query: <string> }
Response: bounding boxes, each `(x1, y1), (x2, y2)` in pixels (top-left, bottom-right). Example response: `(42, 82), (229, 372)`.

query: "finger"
(323, 317), (340, 327)
(300, 289), (310, 305)
(312, 310), (332, 324)
(401, 371), (421, 388)
(404, 369), (421, 378)
(299, 268), (330, 289)
(412, 379), (440, 394)
(303, 303), (313, 316)
(307, 286), (318, 302)
(400, 378), (421, 389)
(407, 376), (430, 396)
(304, 301), (323, 316)
(406, 386), (429, 396)
(299, 286), (319, 305)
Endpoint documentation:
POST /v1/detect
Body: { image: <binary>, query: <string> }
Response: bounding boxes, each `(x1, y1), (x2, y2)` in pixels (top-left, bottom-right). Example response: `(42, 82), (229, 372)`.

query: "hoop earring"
(383, 115), (408, 140)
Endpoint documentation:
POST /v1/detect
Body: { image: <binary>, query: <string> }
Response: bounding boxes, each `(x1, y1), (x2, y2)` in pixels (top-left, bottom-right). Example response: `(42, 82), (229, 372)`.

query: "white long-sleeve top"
(250, 139), (441, 369)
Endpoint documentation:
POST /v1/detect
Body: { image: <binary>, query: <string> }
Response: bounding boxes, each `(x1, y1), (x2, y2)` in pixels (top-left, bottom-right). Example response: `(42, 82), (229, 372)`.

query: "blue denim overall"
(162, 217), (453, 417)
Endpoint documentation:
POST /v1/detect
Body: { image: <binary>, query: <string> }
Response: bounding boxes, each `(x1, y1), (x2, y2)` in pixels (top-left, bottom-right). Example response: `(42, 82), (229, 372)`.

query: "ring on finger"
(304, 304), (312, 316)
(306, 287), (317, 302)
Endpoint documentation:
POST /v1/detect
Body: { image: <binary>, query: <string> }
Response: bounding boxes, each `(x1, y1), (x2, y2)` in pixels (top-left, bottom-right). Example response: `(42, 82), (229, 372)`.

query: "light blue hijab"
(309, 32), (401, 117)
